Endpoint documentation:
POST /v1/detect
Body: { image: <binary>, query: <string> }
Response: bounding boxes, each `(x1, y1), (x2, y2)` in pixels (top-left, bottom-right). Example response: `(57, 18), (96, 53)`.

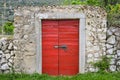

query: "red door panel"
(42, 20), (59, 75)
(59, 20), (79, 75)
(42, 19), (79, 75)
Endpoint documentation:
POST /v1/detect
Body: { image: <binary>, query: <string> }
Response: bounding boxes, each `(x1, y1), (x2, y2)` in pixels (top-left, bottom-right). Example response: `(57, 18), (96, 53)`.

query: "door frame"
(35, 12), (86, 74)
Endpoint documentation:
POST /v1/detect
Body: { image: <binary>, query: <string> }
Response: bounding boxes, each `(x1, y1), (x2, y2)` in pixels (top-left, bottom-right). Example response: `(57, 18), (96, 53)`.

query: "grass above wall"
(0, 72), (120, 80)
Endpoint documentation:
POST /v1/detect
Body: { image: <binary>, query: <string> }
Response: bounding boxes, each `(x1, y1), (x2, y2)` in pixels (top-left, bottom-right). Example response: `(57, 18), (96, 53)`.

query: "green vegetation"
(0, 72), (120, 80)
(107, 4), (120, 27)
(91, 56), (110, 72)
(64, 0), (120, 27)
(0, 22), (14, 35)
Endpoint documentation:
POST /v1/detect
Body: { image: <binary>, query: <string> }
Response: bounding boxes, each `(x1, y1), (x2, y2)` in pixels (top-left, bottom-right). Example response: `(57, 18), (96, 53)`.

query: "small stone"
(13, 40), (19, 44)
(116, 36), (120, 41)
(8, 43), (13, 50)
(0, 51), (3, 54)
(13, 46), (17, 50)
(107, 35), (116, 45)
(87, 59), (93, 63)
(117, 50), (120, 56)
(8, 62), (12, 67)
(89, 67), (95, 72)
(1, 58), (7, 64)
(0, 38), (7, 45)
(117, 66), (120, 71)
(8, 59), (13, 63)
(23, 35), (28, 39)
(0, 55), (2, 58)
(106, 44), (113, 49)
(87, 54), (93, 58)
(109, 65), (116, 71)
(106, 55), (114, 58)
(110, 59), (115, 65)
(1, 64), (9, 70)
(117, 60), (120, 65)
(4, 70), (10, 73)
(87, 41), (93, 47)
(94, 53), (99, 57)
(106, 48), (114, 55)
(1, 45), (7, 51)
(114, 28), (120, 36)
(94, 58), (99, 62)
(98, 34), (106, 40)
(107, 30), (112, 36)
(0, 43), (2, 49)
(110, 27), (116, 33)
(93, 46), (100, 51)
(4, 50), (10, 54)
(10, 51), (15, 56)
(5, 54), (11, 60)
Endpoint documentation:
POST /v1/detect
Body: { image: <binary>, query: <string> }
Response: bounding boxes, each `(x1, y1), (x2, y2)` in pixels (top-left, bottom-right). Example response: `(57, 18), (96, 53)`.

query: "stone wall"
(107, 27), (120, 71)
(0, 38), (15, 73)
(14, 5), (107, 73)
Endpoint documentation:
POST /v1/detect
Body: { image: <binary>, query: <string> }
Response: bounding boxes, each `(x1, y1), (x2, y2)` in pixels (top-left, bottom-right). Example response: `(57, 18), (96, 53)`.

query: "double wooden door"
(42, 19), (79, 75)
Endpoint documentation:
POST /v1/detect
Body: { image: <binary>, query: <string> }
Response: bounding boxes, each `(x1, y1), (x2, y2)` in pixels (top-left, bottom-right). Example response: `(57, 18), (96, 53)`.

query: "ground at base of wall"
(0, 72), (120, 80)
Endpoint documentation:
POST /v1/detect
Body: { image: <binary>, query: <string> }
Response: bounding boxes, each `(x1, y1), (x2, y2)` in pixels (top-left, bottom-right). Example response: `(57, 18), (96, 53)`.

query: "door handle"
(54, 45), (67, 51)
(54, 45), (59, 48)
(59, 45), (67, 49)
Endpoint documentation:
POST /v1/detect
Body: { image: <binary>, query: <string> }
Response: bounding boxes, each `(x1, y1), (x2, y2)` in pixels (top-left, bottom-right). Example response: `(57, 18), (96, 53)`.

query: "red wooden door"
(42, 19), (79, 75)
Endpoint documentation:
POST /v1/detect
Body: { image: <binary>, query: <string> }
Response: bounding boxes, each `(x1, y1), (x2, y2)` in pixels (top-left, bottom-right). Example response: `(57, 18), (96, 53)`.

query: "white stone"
(95, 68), (99, 72)
(109, 65), (116, 72)
(102, 47), (106, 51)
(10, 51), (15, 56)
(110, 59), (115, 64)
(1, 58), (7, 64)
(13, 40), (19, 44)
(87, 59), (93, 63)
(93, 46), (100, 51)
(106, 44), (113, 49)
(4, 70), (10, 73)
(14, 46), (17, 50)
(8, 62), (12, 67)
(98, 34), (106, 40)
(5, 54), (11, 60)
(107, 30), (112, 35)
(4, 50), (10, 54)
(94, 53), (99, 57)
(0, 51), (3, 54)
(114, 55), (117, 59)
(110, 27), (116, 33)
(97, 29), (102, 32)
(1, 64), (9, 70)
(94, 58), (99, 62)
(87, 41), (93, 47)
(114, 31), (120, 36)
(117, 60), (120, 65)
(107, 35), (116, 44)
(87, 54), (93, 58)
(1, 45), (7, 51)
(92, 28), (96, 32)
(106, 55), (114, 58)
(8, 43), (13, 50)
(24, 35), (28, 39)
(103, 52), (106, 55)
(8, 59), (13, 63)
(117, 50), (120, 56)
(106, 48), (114, 54)
(89, 67), (95, 72)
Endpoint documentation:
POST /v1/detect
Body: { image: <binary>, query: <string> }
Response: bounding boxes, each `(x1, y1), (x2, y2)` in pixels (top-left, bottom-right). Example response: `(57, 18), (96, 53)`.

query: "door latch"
(54, 45), (67, 51)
